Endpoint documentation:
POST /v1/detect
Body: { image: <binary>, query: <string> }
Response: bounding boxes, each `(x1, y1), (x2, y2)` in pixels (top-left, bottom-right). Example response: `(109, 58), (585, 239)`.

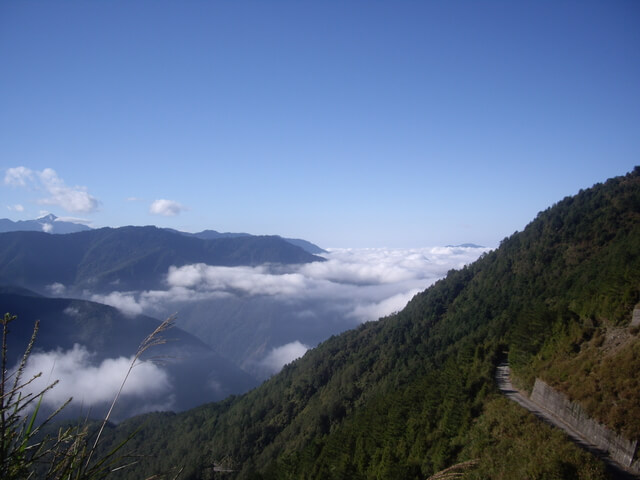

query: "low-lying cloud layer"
(148, 246), (488, 320)
(88, 246), (488, 373)
(91, 246), (488, 323)
(16, 344), (172, 413)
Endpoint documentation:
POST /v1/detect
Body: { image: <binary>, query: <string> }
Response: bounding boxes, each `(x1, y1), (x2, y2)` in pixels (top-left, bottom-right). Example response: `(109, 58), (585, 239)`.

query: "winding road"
(495, 363), (638, 480)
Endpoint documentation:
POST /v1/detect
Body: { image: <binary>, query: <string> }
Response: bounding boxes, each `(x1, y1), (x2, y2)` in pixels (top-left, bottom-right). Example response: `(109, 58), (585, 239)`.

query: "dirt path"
(495, 363), (638, 480)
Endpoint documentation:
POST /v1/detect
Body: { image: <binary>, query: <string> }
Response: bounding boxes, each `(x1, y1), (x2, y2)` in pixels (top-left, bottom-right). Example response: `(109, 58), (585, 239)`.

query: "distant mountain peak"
(445, 243), (486, 249)
(0, 215), (91, 234)
(37, 213), (58, 222)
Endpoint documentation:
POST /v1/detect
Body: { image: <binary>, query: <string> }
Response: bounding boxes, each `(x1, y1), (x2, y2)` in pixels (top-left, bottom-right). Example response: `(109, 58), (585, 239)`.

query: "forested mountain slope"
(98, 168), (640, 479)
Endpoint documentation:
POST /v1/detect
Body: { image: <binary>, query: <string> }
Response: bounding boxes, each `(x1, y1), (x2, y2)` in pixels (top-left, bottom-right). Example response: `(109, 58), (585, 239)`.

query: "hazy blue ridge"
(1, 217), (325, 255)
(169, 228), (327, 254)
(0, 214), (91, 234)
(445, 243), (485, 248)
(0, 225), (325, 293)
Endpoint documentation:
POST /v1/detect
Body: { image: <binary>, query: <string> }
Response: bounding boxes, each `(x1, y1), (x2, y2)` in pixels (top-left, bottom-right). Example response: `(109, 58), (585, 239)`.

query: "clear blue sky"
(1, 1), (638, 248)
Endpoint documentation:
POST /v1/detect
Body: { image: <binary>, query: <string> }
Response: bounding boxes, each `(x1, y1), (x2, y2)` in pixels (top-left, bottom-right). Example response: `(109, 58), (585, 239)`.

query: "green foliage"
(535, 325), (640, 439)
(461, 397), (609, 480)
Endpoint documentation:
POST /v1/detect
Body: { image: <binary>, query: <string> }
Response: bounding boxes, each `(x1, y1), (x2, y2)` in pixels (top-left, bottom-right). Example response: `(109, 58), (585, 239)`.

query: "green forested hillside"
(96, 168), (639, 479)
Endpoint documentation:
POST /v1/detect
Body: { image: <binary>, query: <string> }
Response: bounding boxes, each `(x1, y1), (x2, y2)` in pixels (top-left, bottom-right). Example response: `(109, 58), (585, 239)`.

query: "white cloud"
(47, 282), (66, 295)
(7, 204), (25, 212)
(349, 289), (422, 322)
(38, 168), (99, 213)
(94, 246), (489, 325)
(261, 341), (309, 374)
(41, 222), (53, 233)
(16, 344), (171, 411)
(64, 306), (80, 317)
(149, 199), (186, 216)
(91, 292), (143, 317)
(56, 216), (92, 225)
(300, 248), (428, 284)
(165, 247), (486, 311)
(4, 166), (34, 186)
(166, 264), (310, 296)
(4, 166), (98, 214)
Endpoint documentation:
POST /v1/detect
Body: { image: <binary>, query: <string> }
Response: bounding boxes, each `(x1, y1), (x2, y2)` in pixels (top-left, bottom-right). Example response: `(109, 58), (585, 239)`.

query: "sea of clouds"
(87, 246), (489, 373)
(28, 246), (488, 415)
(91, 246), (487, 319)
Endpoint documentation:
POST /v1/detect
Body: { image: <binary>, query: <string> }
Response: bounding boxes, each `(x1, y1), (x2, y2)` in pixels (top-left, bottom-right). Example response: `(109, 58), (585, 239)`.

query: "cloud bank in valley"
(86, 246), (488, 374)
(94, 246), (488, 323)
(152, 246), (488, 320)
(17, 344), (172, 413)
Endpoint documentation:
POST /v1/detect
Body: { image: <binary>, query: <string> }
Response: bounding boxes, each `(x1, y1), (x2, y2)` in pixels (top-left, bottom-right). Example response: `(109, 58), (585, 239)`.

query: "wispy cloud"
(6, 204), (25, 212)
(38, 168), (99, 213)
(4, 166), (34, 187)
(349, 288), (423, 322)
(261, 341), (309, 374)
(149, 199), (186, 216)
(55, 216), (92, 225)
(4, 167), (99, 214)
(47, 282), (67, 295)
(91, 291), (144, 317)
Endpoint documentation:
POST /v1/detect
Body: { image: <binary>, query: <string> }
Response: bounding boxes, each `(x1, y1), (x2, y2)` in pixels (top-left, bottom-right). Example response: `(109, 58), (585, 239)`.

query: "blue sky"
(1, 1), (638, 248)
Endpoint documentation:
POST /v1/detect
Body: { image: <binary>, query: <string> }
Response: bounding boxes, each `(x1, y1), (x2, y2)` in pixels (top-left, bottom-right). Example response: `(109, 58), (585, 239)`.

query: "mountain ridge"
(0, 216), (325, 254)
(0, 214), (92, 234)
(0, 225), (325, 293)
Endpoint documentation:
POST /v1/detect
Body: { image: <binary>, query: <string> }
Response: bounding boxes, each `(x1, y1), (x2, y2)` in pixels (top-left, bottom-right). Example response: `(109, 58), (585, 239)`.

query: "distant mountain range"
(0, 225), (325, 293)
(445, 243), (485, 248)
(0, 215), (326, 254)
(167, 228), (326, 254)
(0, 214), (92, 234)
